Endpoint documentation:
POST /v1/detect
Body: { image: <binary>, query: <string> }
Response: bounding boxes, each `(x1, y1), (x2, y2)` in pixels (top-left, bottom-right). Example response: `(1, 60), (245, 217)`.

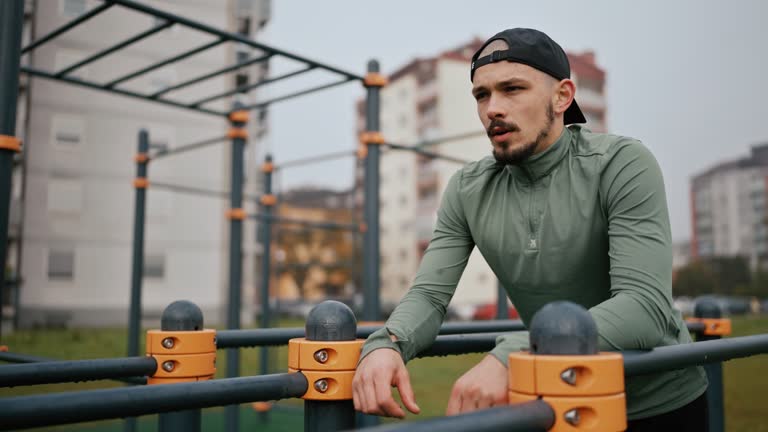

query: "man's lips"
(491, 131), (512, 143)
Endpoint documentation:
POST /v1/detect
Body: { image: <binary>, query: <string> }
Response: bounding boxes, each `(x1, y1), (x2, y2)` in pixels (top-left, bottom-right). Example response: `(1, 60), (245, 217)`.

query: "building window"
(143, 254), (166, 279)
(51, 114), (85, 150)
(60, 0), (86, 17)
(47, 177), (83, 214)
(48, 249), (75, 280)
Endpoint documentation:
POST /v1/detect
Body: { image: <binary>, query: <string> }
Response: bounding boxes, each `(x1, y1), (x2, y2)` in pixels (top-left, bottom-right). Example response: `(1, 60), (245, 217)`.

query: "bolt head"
(162, 361), (175, 372)
(161, 338), (175, 349)
(560, 368), (577, 386)
(564, 409), (580, 426)
(314, 349), (329, 364)
(314, 379), (329, 393)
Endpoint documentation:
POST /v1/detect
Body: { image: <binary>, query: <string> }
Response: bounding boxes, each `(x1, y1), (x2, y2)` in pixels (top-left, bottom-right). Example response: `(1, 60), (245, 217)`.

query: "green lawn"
(1, 316), (767, 431)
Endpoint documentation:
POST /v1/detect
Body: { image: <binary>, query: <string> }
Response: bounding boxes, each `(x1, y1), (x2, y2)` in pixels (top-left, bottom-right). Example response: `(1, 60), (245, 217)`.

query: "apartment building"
(356, 38), (607, 308)
(6, 0), (271, 328)
(690, 143), (768, 269)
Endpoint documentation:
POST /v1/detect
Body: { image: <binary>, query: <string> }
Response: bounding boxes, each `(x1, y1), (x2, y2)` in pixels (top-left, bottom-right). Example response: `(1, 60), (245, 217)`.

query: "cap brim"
(564, 99), (587, 125)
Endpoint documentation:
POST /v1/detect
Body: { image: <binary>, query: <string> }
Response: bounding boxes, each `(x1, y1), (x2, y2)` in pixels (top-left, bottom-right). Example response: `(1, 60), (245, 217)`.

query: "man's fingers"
(374, 375), (405, 418)
(362, 374), (381, 415)
(445, 385), (462, 416)
(394, 368), (421, 414)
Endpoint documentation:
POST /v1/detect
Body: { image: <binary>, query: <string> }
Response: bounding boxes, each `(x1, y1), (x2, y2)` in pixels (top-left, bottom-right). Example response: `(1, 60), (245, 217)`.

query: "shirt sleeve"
(359, 170), (475, 364)
(490, 140), (674, 366)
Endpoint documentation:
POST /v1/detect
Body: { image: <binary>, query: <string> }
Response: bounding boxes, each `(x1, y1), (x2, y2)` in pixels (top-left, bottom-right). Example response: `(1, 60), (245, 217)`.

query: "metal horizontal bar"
(21, 2), (115, 54)
(417, 130), (487, 148)
(0, 351), (148, 386)
(251, 213), (361, 231)
(274, 150), (357, 170)
(105, 0), (364, 81)
(150, 181), (260, 201)
(417, 333), (501, 357)
(104, 37), (226, 88)
(55, 21), (174, 77)
(386, 142), (471, 165)
(623, 334), (768, 377)
(216, 322), (524, 349)
(244, 77), (356, 110)
(149, 53), (273, 98)
(357, 401), (554, 432)
(0, 356), (157, 387)
(21, 65), (227, 117)
(191, 65), (315, 107)
(150, 134), (229, 160)
(0, 372), (308, 431)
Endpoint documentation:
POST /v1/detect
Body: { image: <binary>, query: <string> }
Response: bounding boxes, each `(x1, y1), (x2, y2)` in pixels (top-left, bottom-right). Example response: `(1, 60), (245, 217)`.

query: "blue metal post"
(694, 298), (725, 432)
(258, 154), (274, 422)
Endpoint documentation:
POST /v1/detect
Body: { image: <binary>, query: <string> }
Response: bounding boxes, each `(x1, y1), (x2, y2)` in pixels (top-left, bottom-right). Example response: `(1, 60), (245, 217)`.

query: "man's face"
(472, 61), (558, 165)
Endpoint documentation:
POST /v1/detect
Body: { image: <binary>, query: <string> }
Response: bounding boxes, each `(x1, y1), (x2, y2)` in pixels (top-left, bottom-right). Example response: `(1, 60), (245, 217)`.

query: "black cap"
(471, 28), (587, 125)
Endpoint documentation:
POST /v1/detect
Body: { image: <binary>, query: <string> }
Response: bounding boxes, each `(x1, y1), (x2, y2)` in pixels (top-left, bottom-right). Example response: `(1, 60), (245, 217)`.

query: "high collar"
(507, 126), (572, 182)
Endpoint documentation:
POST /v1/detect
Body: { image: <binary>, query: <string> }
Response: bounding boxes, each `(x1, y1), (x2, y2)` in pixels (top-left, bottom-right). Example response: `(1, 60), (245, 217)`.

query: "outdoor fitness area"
(1, 1), (768, 431)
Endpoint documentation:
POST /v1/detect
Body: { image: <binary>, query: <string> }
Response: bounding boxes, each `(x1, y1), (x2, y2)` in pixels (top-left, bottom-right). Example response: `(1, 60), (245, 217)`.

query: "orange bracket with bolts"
(0, 135), (21, 152)
(687, 318), (732, 336)
(226, 208), (246, 220)
(287, 338), (364, 400)
(227, 128), (248, 139)
(133, 178), (149, 189)
(262, 162), (274, 173)
(364, 72), (388, 88)
(260, 194), (277, 206)
(145, 329), (217, 385)
(229, 110), (249, 123)
(359, 131), (385, 145)
(134, 153), (149, 164)
(508, 352), (626, 432)
(0, 345), (8, 352)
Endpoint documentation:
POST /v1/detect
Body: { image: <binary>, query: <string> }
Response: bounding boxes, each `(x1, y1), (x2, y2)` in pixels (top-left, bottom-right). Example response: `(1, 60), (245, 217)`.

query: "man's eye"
(505, 86), (522, 92)
(474, 92), (487, 101)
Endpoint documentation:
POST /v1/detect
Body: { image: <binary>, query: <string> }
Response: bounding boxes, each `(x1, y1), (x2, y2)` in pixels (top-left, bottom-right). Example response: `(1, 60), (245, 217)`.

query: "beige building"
(357, 38), (608, 309)
(6, 0), (271, 328)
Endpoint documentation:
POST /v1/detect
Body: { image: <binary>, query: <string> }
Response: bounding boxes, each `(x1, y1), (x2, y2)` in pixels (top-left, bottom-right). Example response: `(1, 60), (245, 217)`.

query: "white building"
(357, 39), (607, 310)
(690, 143), (768, 269)
(7, 0), (271, 328)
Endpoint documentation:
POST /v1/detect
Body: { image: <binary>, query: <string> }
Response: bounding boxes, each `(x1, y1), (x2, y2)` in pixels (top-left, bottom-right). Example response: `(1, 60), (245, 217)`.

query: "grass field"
(1, 316), (767, 431)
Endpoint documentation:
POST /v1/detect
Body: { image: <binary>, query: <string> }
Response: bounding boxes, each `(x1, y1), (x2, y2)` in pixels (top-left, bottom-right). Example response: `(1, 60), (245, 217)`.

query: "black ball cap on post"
(305, 300), (357, 342)
(529, 301), (598, 355)
(694, 297), (723, 319)
(161, 300), (204, 331)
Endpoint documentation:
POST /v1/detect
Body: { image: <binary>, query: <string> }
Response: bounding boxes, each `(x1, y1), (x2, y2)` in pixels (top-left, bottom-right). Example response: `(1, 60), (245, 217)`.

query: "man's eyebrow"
(473, 77), (531, 94)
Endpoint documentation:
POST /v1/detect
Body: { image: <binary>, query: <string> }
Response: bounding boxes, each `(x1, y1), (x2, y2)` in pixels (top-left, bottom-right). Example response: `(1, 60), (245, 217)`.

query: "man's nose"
(486, 94), (506, 120)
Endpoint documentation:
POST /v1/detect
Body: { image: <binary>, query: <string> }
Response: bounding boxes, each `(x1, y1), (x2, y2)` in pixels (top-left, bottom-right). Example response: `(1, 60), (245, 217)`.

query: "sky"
(256, 0), (768, 242)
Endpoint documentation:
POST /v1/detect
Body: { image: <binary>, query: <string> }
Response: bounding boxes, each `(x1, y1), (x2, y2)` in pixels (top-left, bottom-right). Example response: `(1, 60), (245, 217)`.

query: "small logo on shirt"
(528, 239), (537, 249)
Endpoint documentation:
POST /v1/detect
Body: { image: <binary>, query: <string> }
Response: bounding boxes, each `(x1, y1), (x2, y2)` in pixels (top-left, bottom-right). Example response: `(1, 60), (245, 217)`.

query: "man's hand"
(446, 354), (508, 415)
(352, 348), (421, 418)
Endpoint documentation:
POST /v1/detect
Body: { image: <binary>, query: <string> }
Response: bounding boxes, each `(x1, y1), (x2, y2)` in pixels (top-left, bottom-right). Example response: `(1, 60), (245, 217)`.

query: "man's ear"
(554, 79), (576, 115)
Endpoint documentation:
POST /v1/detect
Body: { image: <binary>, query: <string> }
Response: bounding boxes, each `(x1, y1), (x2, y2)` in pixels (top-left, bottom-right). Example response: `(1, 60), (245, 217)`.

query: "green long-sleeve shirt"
(360, 125), (707, 420)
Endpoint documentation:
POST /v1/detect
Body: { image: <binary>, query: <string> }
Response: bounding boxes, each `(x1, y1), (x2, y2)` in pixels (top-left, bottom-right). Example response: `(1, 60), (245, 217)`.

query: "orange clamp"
(134, 153), (149, 164)
(688, 318), (732, 336)
(229, 110), (249, 123)
(0, 345), (8, 352)
(359, 131), (385, 145)
(262, 162), (274, 173)
(364, 72), (388, 88)
(133, 178), (149, 189)
(252, 402), (273, 412)
(287, 338), (364, 400)
(226, 208), (247, 220)
(508, 352), (626, 431)
(227, 128), (248, 139)
(358, 223), (367, 233)
(260, 194), (277, 206)
(145, 329), (217, 385)
(0, 135), (21, 152)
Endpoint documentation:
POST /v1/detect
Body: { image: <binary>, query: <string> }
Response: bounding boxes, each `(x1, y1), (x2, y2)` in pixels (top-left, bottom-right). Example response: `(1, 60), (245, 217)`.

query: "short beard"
(492, 103), (555, 166)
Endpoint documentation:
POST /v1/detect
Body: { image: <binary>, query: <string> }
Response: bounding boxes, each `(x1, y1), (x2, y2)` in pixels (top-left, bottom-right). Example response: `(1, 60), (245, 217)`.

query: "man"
(352, 28), (709, 430)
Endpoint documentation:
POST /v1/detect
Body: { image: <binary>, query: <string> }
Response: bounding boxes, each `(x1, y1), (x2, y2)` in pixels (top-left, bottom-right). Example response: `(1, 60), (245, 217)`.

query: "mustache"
(486, 119), (520, 137)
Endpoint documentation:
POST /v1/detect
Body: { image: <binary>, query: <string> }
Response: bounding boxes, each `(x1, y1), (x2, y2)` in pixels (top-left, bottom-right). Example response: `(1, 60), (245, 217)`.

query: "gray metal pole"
(258, 154), (274, 423)
(496, 280), (506, 320)
(304, 301), (358, 432)
(225, 104), (247, 432)
(124, 129), (149, 432)
(158, 301), (206, 432)
(362, 60), (382, 322)
(694, 298), (725, 432)
(0, 0), (25, 341)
